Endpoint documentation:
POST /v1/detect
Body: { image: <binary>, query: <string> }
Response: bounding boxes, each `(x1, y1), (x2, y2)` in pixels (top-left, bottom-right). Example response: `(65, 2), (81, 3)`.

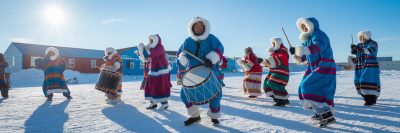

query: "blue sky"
(1, 0), (399, 62)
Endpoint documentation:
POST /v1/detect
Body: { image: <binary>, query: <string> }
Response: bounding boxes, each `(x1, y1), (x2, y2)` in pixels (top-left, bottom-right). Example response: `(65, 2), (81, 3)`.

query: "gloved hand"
(351, 46), (357, 54)
(351, 44), (363, 51)
(289, 47), (296, 55)
(204, 59), (213, 68)
(351, 44), (357, 51)
(256, 58), (264, 64)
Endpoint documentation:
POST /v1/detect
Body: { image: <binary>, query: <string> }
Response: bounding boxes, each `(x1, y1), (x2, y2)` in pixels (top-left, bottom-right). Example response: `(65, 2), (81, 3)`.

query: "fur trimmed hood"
(297, 17), (320, 42)
(105, 47), (118, 60)
(358, 31), (371, 43)
(45, 47), (59, 60)
(268, 37), (283, 52)
(146, 34), (160, 48)
(188, 17), (211, 41)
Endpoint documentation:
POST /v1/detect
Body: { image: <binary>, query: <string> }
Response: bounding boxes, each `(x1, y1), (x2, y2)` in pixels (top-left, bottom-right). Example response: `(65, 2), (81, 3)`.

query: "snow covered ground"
(0, 70), (399, 133)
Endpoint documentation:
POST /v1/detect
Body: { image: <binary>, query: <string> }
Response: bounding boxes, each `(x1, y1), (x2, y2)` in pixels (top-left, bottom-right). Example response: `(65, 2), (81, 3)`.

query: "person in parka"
(35, 47), (72, 101)
(177, 17), (224, 126)
(290, 17), (336, 128)
(348, 31), (380, 106)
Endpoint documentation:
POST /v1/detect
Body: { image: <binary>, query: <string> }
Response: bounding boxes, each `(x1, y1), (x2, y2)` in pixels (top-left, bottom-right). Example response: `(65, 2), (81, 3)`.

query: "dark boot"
(65, 94), (73, 100)
(146, 103), (158, 109)
(184, 116), (201, 126)
(319, 111), (336, 128)
(273, 99), (286, 107)
(211, 119), (220, 126)
(1, 88), (8, 98)
(284, 99), (290, 105)
(46, 94), (53, 101)
(248, 96), (257, 98)
(272, 97), (279, 103)
(364, 95), (377, 106)
(311, 113), (321, 121)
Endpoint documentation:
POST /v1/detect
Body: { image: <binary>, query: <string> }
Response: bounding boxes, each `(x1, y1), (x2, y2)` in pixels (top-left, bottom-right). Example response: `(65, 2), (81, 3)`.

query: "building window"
(130, 61), (135, 69)
(90, 60), (96, 69)
(30, 56), (42, 67)
(126, 60), (135, 69)
(68, 58), (75, 68)
(12, 56), (15, 67)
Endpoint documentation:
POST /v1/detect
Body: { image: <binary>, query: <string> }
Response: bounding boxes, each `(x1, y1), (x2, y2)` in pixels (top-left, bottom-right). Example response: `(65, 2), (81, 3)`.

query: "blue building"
(117, 47), (178, 75)
(117, 47), (143, 75)
(221, 57), (239, 72)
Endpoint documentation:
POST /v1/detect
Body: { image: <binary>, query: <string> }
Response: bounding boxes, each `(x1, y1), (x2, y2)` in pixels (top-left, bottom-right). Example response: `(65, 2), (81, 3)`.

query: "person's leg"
(0, 87), (8, 98)
(310, 104), (335, 127)
(181, 89), (201, 125)
(63, 89), (72, 99)
(146, 100), (158, 109)
(181, 89), (199, 117)
(208, 91), (222, 119)
(159, 99), (169, 109)
(47, 93), (53, 101)
(207, 91), (222, 125)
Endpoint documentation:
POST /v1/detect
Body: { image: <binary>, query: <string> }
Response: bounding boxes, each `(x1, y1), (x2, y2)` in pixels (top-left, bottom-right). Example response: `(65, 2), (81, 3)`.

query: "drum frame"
(182, 65), (222, 105)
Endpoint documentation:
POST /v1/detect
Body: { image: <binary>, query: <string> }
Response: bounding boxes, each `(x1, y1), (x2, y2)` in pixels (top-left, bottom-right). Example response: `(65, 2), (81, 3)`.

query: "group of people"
(236, 17), (381, 127)
(0, 16), (381, 128)
(238, 37), (290, 107)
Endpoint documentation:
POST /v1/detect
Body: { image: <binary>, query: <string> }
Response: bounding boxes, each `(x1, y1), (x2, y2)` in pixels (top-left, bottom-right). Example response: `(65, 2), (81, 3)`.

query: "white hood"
(188, 17), (211, 41)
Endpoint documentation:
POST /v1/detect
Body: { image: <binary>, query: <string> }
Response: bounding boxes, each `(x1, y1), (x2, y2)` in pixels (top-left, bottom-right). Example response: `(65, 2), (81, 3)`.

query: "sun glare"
(43, 5), (67, 27)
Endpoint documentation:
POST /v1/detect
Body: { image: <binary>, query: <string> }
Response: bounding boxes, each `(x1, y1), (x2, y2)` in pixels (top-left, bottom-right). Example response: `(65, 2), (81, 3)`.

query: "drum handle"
(183, 50), (205, 64)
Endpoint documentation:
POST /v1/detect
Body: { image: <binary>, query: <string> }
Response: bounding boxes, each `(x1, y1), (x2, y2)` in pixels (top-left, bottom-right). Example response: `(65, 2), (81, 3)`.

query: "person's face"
(359, 36), (365, 43)
(272, 42), (276, 47)
(193, 22), (205, 35)
(301, 24), (308, 32)
(148, 37), (153, 44)
(47, 51), (55, 57)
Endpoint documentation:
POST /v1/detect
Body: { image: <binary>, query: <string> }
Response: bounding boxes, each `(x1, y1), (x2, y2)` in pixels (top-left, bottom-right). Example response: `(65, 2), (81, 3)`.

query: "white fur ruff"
(188, 17), (211, 41)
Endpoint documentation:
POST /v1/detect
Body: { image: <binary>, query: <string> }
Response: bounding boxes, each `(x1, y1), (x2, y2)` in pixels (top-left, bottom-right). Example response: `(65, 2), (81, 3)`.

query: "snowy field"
(0, 69), (399, 133)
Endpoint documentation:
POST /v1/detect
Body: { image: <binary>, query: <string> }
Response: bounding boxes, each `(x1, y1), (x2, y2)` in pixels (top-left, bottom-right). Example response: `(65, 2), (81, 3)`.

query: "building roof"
(165, 51), (177, 56)
(117, 46), (137, 54)
(117, 46), (177, 56)
(10, 42), (104, 59)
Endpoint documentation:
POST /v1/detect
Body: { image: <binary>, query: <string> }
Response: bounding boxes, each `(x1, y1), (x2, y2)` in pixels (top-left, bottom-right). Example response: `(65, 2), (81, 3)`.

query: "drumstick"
(282, 27), (293, 48)
(183, 49), (205, 64)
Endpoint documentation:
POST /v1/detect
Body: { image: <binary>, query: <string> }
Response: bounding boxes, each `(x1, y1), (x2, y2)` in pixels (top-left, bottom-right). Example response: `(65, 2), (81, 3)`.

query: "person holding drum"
(261, 38), (290, 107)
(99, 47), (123, 104)
(137, 34), (172, 110)
(177, 17), (224, 126)
(237, 47), (263, 99)
(35, 47), (72, 101)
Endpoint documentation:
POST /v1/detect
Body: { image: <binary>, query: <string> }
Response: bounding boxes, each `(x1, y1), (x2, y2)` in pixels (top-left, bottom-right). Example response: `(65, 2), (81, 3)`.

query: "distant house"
(117, 47), (178, 75)
(165, 51), (178, 74)
(117, 46), (143, 75)
(221, 57), (239, 72)
(4, 42), (105, 73)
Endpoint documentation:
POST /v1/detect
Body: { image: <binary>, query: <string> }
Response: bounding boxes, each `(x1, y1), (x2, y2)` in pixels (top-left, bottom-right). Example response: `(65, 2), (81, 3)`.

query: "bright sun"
(43, 5), (66, 27)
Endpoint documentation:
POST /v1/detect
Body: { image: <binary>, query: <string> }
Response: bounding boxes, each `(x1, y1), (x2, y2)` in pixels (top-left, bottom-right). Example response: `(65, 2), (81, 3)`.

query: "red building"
(4, 42), (105, 73)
